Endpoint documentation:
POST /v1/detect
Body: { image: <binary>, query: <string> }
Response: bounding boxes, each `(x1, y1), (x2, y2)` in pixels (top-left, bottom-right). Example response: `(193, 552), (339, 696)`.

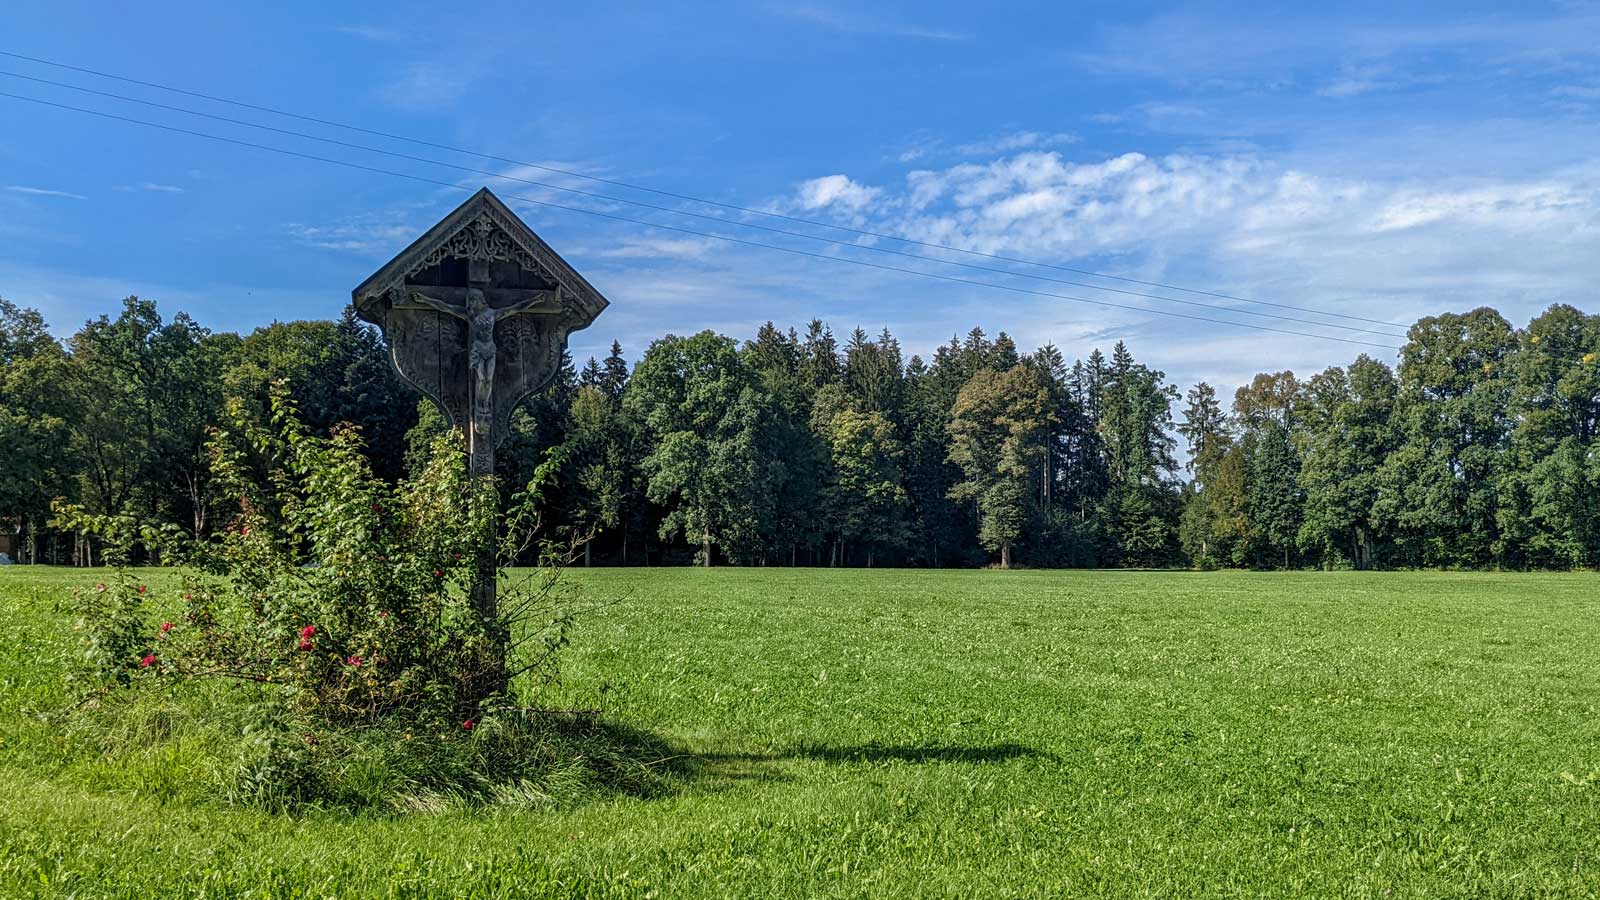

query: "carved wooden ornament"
(352, 188), (609, 473)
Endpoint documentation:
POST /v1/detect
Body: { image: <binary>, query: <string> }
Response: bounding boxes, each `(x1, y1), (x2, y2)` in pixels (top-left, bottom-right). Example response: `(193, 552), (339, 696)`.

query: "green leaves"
(947, 364), (1055, 567)
(65, 394), (575, 737)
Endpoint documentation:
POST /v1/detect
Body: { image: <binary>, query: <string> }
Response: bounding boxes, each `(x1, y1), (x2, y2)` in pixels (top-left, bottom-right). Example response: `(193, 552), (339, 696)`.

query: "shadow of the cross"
(702, 742), (1046, 765)
(533, 713), (1050, 800)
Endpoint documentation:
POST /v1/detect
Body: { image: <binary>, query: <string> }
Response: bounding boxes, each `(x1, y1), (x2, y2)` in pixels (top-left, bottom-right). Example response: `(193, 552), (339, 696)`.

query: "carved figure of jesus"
(407, 287), (551, 434)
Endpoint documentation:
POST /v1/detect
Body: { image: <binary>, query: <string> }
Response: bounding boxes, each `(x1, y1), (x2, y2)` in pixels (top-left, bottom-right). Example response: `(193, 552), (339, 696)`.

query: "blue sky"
(4, 1), (1600, 398)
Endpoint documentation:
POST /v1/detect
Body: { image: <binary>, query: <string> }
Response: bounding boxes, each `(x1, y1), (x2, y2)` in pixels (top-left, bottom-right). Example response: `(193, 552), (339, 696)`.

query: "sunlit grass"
(2, 566), (1598, 898)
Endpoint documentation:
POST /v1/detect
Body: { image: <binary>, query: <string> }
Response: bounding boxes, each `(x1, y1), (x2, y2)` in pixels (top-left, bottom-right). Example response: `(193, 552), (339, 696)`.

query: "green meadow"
(2, 566), (1598, 898)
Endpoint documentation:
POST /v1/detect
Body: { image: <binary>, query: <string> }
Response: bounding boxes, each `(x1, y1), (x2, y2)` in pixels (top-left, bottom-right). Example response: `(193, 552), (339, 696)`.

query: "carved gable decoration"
(352, 188), (609, 470)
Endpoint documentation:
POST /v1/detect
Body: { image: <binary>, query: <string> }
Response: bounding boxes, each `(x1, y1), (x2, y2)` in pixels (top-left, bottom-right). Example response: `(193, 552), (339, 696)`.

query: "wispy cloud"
(380, 62), (475, 111)
(116, 183), (186, 194)
(591, 236), (719, 260)
(5, 185), (86, 200)
(955, 132), (1078, 156)
(900, 131), (1078, 162)
(0, 261), (327, 338)
(334, 24), (404, 43)
(286, 216), (417, 254)
(1075, 8), (1600, 92)
(768, 4), (967, 41)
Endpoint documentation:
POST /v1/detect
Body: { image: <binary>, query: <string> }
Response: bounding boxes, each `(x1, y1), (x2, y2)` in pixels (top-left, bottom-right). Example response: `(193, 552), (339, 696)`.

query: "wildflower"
(462, 718), (475, 731)
(140, 654), (156, 668)
(346, 655), (363, 668)
(95, 583), (106, 593)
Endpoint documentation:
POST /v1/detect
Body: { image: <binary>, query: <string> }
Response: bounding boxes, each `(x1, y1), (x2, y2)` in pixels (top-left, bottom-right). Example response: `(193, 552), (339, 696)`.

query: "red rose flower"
(140, 654), (156, 668)
(298, 639), (314, 652)
(371, 503), (382, 512)
(159, 622), (173, 633)
(346, 655), (363, 668)
(183, 592), (192, 600)
(300, 625), (316, 639)
(137, 585), (147, 595)
(434, 569), (444, 578)
(462, 719), (474, 731)
(378, 610), (389, 618)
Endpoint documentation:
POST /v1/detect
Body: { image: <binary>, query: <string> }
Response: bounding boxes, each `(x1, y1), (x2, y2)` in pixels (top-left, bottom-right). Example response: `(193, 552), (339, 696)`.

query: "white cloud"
(791, 174), (882, 213)
(1368, 182), (1589, 232)
(723, 145), (1600, 401)
(5, 185), (86, 200)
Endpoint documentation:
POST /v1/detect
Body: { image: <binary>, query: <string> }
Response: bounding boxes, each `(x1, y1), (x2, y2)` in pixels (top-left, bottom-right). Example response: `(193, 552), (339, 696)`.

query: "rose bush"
(52, 389), (655, 810)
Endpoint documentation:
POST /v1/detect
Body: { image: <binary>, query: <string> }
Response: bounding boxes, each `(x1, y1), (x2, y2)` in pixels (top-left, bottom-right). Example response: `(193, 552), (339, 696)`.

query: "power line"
(0, 47), (1409, 332)
(0, 89), (1404, 352)
(0, 68), (1407, 339)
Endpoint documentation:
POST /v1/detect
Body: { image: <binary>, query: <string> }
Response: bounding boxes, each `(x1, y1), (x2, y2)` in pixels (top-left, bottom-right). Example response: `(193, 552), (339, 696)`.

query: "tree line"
(2, 296), (1596, 569)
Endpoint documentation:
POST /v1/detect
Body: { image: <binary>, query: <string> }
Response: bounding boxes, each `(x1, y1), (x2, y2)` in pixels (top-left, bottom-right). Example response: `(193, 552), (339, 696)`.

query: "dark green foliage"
(1177, 382), (1233, 565)
(1297, 358), (1399, 568)
(224, 306), (418, 482)
(0, 298), (72, 561)
(1234, 372), (1305, 569)
(1377, 309), (1517, 567)
(947, 365), (1054, 568)
(624, 332), (770, 566)
(4, 291), (1599, 570)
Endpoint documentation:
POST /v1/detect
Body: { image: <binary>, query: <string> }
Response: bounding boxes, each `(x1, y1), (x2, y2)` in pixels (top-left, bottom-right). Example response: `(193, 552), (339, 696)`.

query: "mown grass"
(2, 566), (1598, 898)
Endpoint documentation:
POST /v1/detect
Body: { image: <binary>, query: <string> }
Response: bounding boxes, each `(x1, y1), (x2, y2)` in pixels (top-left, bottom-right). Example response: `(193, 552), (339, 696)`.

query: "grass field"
(2, 566), (1599, 898)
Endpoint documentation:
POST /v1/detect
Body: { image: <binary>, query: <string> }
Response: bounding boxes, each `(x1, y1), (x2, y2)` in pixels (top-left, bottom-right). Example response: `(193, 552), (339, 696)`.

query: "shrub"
(52, 390), (645, 810)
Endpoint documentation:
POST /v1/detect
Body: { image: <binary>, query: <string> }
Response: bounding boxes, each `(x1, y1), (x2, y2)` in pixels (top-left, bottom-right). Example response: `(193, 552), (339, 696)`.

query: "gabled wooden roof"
(351, 187), (609, 326)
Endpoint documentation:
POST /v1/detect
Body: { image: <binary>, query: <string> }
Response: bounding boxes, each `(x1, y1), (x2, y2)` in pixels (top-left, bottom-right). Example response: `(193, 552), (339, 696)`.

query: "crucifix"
(352, 188), (610, 664)
(397, 257), (563, 475)
(354, 188), (609, 480)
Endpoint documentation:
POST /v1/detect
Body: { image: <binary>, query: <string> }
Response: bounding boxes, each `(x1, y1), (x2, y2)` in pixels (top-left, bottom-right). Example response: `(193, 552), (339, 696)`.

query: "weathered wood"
(352, 188), (610, 698)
